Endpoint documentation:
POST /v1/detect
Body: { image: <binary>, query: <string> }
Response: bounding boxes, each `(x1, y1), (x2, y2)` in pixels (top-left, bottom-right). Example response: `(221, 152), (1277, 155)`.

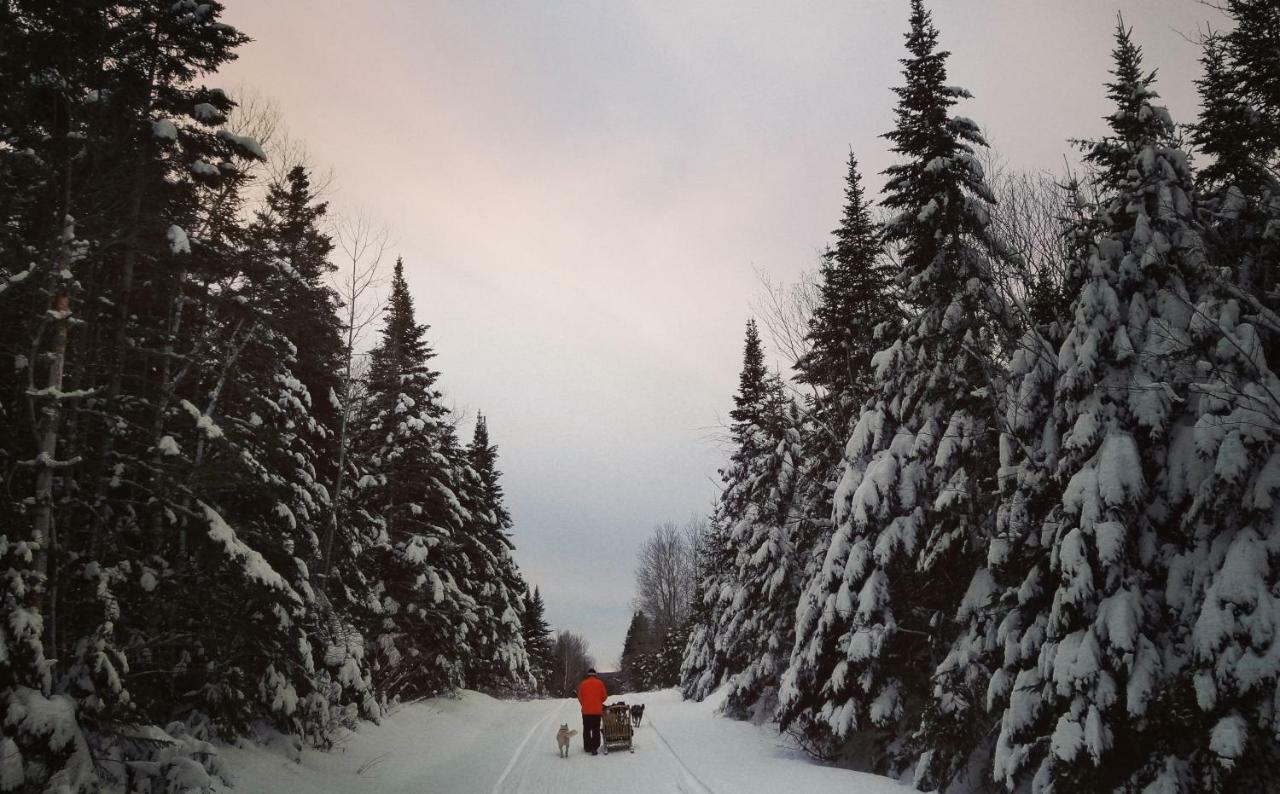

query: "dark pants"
(582, 714), (601, 752)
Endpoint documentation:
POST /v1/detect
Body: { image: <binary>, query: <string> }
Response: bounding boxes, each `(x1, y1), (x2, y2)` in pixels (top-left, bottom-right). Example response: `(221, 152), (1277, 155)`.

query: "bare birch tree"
(321, 212), (388, 577)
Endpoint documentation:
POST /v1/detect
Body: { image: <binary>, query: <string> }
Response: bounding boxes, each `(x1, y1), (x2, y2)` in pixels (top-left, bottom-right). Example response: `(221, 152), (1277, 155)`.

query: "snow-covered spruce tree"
(797, 151), (896, 426)
(681, 319), (775, 700)
(989, 23), (1212, 792)
(458, 414), (531, 692)
(1174, 223), (1280, 791)
(359, 258), (477, 698)
(718, 399), (806, 719)
(792, 153), (897, 639)
(1191, 2), (1280, 367)
(0, 6), (101, 781)
(680, 521), (727, 699)
(232, 164), (380, 741)
(780, 0), (1011, 777)
(1169, 5), (1280, 788)
(521, 586), (556, 691)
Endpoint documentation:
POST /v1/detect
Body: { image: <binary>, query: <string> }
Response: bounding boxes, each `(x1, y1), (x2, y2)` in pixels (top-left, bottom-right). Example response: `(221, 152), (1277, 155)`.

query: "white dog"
(556, 724), (578, 758)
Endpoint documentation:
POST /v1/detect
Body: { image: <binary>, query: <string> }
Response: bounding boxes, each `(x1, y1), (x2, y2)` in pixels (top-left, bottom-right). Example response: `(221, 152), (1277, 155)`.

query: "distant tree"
(620, 611), (658, 690)
(549, 631), (595, 698)
(634, 521), (699, 638)
(521, 586), (556, 691)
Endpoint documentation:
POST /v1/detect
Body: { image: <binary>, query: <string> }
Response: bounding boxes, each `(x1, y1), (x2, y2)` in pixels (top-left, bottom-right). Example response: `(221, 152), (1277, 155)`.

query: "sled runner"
(600, 703), (634, 753)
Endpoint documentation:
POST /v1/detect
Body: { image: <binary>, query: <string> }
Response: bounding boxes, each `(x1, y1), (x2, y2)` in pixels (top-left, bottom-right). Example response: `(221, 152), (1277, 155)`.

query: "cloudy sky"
(217, 0), (1225, 667)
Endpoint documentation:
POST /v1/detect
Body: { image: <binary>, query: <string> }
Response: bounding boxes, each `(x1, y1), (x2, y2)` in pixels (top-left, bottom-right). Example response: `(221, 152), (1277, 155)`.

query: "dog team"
(558, 669), (646, 757)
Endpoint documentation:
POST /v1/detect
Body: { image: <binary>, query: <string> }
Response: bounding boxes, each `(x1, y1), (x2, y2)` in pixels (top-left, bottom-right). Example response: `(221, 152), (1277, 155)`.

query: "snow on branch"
(199, 502), (298, 599)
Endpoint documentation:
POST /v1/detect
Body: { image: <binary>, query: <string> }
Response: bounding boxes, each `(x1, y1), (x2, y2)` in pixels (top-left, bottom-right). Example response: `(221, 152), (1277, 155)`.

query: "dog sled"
(600, 703), (634, 754)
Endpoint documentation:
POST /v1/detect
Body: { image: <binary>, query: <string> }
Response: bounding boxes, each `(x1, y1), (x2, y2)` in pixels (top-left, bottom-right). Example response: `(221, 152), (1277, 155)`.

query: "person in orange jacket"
(577, 668), (608, 754)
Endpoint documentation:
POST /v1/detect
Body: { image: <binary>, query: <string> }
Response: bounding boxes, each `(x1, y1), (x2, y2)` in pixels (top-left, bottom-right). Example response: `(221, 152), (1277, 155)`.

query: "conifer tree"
(621, 611), (657, 690)
(990, 22), (1211, 791)
(1192, 2), (1280, 367)
(520, 586), (556, 691)
(682, 320), (781, 700)
(360, 259), (476, 697)
(792, 155), (897, 638)
(1172, 7), (1280, 789)
(459, 415), (531, 691)
(780, 1), (1010, 776)
(718, 401), (806, 719)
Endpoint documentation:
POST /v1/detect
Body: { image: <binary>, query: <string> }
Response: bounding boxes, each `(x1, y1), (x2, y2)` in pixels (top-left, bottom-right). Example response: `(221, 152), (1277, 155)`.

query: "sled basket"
(601, 704), (633, 752)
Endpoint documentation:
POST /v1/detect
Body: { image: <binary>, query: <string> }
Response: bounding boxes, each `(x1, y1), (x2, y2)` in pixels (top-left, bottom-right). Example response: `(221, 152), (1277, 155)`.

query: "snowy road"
(223, 689), (907, 793)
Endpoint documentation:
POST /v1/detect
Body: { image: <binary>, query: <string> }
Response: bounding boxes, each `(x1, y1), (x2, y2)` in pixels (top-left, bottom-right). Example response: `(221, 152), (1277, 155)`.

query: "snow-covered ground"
(222, 688), (909, 793)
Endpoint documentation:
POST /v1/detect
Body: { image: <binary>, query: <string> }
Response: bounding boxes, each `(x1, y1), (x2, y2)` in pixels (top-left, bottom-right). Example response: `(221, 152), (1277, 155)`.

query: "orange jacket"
(577, 675), (607, 715)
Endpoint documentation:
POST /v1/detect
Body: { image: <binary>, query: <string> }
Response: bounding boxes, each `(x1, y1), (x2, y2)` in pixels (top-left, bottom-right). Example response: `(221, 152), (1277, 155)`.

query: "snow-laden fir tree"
(717, 400), (806, 720)
(682, 319), (779, 700)
(0, 0), (391, 783)
(521, 586), (556, 691)
(989, 22), (1212, 792)
(1192, 1), (1280, 367)
(1174, 223), (1280, 791)
(1169, 5), (1280, 788)
(459, 414), (531, 692)
(797, 152), (895, 425)
(779, 0), (1011, 775)
(359, 258), (478, 698)
(792, 153), (897, 639)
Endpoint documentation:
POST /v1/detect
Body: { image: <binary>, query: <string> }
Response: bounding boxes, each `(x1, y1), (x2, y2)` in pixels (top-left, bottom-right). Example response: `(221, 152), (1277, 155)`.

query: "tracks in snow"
(489, 698), (569, 793)
(487, 697), (719, 794)
(646, 713), (716, 794)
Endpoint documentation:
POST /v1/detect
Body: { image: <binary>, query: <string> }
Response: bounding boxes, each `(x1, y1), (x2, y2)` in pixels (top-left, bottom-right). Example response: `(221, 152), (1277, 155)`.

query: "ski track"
(646, 714), (716, 794)
(489, 698), (570, 794)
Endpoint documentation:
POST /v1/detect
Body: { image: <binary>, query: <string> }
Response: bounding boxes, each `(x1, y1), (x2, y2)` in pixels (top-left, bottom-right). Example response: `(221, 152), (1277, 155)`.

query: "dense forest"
(0, 2), (566, 791)
(679, 1), (1280, 792)
(5, 0), (1280, 792)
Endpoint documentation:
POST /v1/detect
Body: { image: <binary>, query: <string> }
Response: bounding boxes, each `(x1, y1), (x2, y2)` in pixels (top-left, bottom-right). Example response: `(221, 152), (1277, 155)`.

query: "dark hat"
(587, 668), (597, 675)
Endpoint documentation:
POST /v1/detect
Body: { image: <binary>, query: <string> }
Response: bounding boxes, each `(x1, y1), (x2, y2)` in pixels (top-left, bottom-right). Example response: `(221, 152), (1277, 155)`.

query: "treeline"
(0, 2), (551, 790)
(681, 1), (1280, 792)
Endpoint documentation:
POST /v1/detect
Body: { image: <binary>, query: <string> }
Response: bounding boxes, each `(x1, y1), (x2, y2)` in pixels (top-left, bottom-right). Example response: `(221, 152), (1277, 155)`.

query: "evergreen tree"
(680, 516), (732, 699)
(459, 415), (531, 692)
(1172, 7), (1280, 789)
(990, 22), (1210, 791)
(797, 152), (895, 409)
(1192, 3), (1280, 367)
(681, 320), (780, 700)
(792, 155), (897, 659)
(651, 620), (692, 689)
(521, 586), (556, 691)
(359, 258), (476, 698)
(718, 401), (806, 719)
(621, 611), (657, 690)
(780, 1), (1010, 778)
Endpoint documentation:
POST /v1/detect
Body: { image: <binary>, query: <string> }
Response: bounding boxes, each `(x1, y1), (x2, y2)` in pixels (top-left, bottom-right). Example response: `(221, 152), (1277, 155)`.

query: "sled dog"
(630, 703), (645, 728)
(556, 724), (578, 758)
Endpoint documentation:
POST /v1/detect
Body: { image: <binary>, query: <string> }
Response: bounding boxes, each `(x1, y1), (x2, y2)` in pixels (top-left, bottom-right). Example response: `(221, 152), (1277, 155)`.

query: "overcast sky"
(217, 0), (1225, 668)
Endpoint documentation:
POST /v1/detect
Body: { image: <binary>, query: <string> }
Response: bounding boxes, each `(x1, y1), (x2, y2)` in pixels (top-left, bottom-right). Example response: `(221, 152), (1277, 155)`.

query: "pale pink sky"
(217, 0), (1224, 666)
